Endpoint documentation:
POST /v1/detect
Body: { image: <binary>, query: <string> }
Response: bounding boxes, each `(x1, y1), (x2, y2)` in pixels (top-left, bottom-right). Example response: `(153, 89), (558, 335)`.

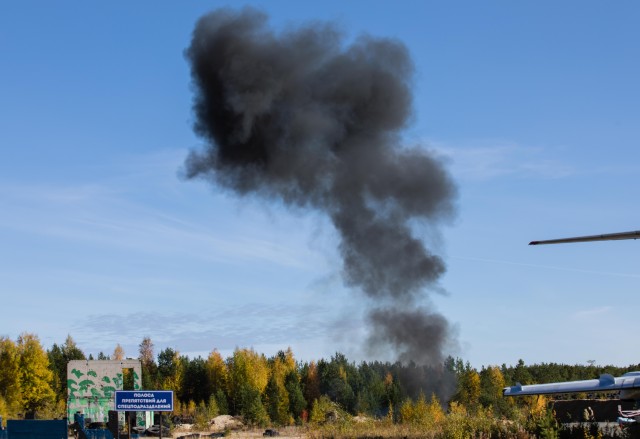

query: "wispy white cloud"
(72, 302), (334, 358)
(0, 148), (337, 356)
(571, 306), (613, 320)
(0, 150), (321, 271)
(429, 140), (575, 181)
(451, 255), (640, 279)
(429, 138), (640, 183)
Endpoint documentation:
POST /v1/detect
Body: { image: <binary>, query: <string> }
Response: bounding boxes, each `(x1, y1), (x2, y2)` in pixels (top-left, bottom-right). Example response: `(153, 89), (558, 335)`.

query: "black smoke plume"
(185, 8), (458, 371)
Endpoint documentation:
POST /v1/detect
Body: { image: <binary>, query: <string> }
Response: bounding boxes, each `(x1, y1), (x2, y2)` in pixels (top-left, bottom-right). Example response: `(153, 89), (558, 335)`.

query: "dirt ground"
(66, 429), (305, 439)
(159, 426), (305, 438)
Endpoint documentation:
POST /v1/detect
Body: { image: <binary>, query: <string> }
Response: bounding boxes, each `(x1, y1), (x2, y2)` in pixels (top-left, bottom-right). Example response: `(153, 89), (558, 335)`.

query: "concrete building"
(67, 360), (149, 427)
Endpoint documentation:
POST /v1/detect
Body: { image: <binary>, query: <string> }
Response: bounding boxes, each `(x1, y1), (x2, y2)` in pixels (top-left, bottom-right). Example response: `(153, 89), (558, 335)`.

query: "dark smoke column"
(185, 8), (458, 368)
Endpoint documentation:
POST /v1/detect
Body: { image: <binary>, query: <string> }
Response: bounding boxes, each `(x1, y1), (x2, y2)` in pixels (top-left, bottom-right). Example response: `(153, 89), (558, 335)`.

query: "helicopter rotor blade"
(529, 230), (640, 245)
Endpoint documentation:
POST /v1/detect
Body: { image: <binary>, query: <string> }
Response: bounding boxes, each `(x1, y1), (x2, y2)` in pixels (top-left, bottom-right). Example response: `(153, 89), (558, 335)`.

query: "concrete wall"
(67, 360), (142, 424)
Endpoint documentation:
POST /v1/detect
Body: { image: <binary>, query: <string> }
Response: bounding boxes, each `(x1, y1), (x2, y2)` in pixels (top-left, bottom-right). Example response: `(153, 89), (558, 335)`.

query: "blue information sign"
(115, 390), (174, 411)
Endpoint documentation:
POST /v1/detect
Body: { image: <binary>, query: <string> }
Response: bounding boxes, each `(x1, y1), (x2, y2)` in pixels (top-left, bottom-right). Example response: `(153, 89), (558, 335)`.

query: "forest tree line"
(1, 332), (639, 429)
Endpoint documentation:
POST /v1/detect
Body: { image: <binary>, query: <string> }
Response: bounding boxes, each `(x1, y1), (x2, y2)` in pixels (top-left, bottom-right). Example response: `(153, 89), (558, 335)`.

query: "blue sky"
(1, 1), (639, 369)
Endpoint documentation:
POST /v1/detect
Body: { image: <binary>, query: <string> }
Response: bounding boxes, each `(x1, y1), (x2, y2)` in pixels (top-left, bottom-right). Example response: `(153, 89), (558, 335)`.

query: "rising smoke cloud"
(184, 8), (458, 367)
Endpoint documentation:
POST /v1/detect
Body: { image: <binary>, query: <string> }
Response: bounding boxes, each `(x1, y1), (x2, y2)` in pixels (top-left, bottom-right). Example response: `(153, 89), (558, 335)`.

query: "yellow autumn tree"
(206, 350), (229, 394)
(228, 348), (269, 396)
(399, 393), (444, 430)
(227, 348), (269, 425)
(206, 349), (229, 414)
(0, 337), (22, 418)
(480, 365), (507, 413)
(399, 398), (414, 424)
(17, 333), (55, 416)
(425, 394), (445, 427)
(0, 396), (7, 427)
(112, 344), (125, 361)
(527, 394), (548, 419)
(484, 366), (505, 400)
(444, 401), (469, 439)
(281, 347), (296, 374)
(456, 369), (481, 412)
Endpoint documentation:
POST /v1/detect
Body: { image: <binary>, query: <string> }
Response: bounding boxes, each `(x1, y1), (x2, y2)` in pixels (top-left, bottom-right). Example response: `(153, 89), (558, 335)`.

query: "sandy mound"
(210, 414), (244, 431)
